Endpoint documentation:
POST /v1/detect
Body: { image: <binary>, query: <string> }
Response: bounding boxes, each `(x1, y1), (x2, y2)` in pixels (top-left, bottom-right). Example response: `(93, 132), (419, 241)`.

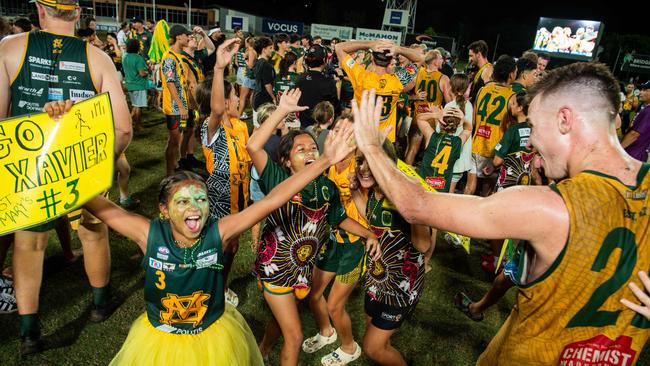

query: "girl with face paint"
(247, 88), (380, 364)
(347, 143), (431, 366)
(81, 68), (358, 363)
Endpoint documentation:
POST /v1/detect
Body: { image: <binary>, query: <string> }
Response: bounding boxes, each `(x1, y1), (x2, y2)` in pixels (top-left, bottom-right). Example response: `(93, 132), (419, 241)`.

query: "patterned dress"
(255, 159), (346, 289)
(365, 191), (425, 308)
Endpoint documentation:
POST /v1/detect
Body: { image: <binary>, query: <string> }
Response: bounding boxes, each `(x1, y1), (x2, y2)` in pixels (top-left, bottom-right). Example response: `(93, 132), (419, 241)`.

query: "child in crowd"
(305, 100), (335, 153)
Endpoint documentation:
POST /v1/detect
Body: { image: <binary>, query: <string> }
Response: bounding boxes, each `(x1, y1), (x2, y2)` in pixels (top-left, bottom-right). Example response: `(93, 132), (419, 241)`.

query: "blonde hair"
(256, 103), (277, 126)
(425, 49), (442, 64)
(42, 0), (79, 22)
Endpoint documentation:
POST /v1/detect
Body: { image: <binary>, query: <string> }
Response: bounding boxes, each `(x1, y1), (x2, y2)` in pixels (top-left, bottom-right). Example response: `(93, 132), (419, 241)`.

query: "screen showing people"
(533, 17), (602, 59)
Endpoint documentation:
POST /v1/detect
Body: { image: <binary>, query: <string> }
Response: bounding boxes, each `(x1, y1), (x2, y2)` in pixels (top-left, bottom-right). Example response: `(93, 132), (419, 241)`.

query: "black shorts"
(364, 294), (415, 330)
(166, 115), (180, 130)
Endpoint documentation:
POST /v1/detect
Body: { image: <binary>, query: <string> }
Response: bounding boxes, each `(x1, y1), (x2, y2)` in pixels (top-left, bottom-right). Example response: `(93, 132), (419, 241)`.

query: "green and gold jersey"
(479, 164), (650, 365)
(413, 67), (444, 116)
(143, 218), (225, 334)
(10, 31), (97, 116)
(341, 54), (405, 143)
(472, 83), (515, 158)
(128, 29), (152, 58)
(419, 132), (462, 193)
(494, 121), (535, 190)
(365, 190), (424, 308)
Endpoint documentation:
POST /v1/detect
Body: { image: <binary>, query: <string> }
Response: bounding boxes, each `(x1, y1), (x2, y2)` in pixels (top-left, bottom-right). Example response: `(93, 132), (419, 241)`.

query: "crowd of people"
(1, 0), (650, 365)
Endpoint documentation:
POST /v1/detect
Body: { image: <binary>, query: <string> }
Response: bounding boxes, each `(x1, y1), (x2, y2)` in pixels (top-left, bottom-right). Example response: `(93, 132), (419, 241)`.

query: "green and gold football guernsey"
(418, 132), (462, 193)
(10, 31), (97, 116)
(143, 217), (225, 334)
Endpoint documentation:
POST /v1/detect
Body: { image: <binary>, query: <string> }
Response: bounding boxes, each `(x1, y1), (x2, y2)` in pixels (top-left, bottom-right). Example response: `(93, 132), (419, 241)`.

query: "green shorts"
(316, 238), (365, 282)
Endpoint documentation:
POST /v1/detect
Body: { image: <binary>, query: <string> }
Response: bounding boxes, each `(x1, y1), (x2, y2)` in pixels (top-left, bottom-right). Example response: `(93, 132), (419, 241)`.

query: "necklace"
(310, 180), (319, 203)
(174, 237), (201, 249)
(368, 191), (383, 222)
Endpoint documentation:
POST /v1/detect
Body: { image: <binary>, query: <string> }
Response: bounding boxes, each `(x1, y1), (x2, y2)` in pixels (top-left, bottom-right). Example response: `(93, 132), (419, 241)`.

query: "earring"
(159, 212), (166, 220)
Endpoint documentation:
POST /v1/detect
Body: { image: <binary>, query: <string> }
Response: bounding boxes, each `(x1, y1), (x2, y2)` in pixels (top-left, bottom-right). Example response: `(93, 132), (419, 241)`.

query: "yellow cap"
(32, 0), (79, 11)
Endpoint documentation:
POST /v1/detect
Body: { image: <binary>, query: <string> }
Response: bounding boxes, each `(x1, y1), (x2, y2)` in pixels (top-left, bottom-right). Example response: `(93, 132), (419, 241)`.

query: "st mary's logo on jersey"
(159, 291), (210, 327)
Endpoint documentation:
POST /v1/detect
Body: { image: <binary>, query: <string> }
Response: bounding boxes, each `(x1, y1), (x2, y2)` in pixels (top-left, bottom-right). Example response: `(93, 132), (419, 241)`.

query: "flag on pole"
(148, 19), (170, 63)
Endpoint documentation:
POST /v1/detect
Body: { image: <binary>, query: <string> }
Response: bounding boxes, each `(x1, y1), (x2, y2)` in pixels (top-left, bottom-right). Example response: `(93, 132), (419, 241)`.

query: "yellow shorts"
(257, 280), (311, 300)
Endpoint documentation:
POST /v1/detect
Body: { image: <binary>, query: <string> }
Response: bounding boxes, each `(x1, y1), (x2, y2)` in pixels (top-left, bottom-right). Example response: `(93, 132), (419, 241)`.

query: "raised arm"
(335, 40), (385, 67)
(219, 122), (356, 243)
(246, 89), (308, 173)
(207, 38), (240, 141)
(195, 26), (215, 56)
(352, 89), (569, 247)
(415, 109), (441, 147)
(84, 195), (150, 252)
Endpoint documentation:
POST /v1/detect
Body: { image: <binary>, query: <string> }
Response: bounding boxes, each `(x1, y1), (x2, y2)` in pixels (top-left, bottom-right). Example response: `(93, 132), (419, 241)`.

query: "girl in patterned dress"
(247, 88), (380, 365)
(349, 142), (430, 366)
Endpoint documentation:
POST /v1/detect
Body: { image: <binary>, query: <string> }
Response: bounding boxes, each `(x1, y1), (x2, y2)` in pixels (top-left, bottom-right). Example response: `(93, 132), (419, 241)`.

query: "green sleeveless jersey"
(418, 132), (462, 193)
(10, 31), (97, 116)
(143, 218), (225, 334)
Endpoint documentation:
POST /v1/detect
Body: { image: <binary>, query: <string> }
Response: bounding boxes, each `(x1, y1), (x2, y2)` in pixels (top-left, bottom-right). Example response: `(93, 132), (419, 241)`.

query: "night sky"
(161, 1), (646, 61)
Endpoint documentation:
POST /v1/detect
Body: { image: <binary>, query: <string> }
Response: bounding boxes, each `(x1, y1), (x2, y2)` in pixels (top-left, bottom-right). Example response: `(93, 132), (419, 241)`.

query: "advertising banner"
(262, 18), (304, 34)
(355, 27), (402, 45)
(311, 23), (353, 40)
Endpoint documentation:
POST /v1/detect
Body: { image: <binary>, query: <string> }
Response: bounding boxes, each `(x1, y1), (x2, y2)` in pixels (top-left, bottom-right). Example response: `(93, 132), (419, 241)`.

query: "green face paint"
(168, 184), (209, 235)
(294, 152), (305, 160)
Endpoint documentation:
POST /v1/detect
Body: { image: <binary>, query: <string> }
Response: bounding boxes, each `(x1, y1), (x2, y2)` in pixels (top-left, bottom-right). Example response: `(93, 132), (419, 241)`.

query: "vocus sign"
(262, 18), (304, 34)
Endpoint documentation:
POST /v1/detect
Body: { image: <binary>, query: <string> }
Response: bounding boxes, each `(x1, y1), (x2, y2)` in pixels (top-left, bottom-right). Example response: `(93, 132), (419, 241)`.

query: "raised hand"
(214, 37), (241, 70)
(277, 88), (309, 114)
(443, 106), (465, 121)
(323, 119), (355, 165)
(352, 89), (389, 154)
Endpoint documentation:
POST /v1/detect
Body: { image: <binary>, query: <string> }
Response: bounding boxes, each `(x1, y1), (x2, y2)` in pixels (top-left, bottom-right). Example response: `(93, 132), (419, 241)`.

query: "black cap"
(639, 81), (650, 90)
(132, 18), (143, 24)
(306, 44), (326, 59)
(169, 24), (191, 40)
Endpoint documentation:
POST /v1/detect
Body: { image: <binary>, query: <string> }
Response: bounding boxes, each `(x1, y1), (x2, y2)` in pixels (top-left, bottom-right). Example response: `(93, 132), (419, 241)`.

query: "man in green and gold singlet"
(0, 0), (131, 355)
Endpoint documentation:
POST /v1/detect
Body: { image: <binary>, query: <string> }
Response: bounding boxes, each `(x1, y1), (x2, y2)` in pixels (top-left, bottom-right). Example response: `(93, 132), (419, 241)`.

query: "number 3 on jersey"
(431, 145), (452, 175)
(380, 96), (393, 120)
(155, 270), (166, 290)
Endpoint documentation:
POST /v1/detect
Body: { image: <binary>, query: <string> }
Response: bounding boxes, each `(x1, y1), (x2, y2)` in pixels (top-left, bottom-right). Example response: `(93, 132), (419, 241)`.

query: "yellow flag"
(396, 159), (471, 253)
(0, 94), (115, 235)
(149, 20), (170, 63)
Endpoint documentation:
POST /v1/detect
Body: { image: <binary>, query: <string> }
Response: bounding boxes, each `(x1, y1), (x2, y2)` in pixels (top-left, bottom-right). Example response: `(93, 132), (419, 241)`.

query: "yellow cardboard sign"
(0, 93), (114, 235)
(396, 159), (471, 253)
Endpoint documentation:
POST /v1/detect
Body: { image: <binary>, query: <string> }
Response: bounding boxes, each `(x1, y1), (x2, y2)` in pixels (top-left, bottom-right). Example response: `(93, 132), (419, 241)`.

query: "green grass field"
(1, 108), (649, 365)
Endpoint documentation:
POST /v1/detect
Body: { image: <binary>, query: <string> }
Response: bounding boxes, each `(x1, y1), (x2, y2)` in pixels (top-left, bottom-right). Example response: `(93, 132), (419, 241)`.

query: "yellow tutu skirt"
(110, 304), (263, 365)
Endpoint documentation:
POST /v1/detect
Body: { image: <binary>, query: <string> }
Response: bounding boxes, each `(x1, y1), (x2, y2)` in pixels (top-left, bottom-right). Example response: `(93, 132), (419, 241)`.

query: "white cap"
(208, 27), (221, 36)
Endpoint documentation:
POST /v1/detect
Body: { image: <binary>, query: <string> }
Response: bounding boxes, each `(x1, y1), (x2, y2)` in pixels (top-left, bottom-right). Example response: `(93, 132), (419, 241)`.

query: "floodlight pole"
(381, 0), (417, 45)
(493, 33), (500, 62)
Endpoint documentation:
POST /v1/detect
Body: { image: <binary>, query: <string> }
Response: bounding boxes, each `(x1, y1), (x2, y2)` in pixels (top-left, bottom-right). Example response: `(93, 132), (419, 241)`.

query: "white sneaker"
(321, 342), (362, 366)
(302, 328), (338, 353)
(0, 291), (17, 314)
(225, 288), (239, 307)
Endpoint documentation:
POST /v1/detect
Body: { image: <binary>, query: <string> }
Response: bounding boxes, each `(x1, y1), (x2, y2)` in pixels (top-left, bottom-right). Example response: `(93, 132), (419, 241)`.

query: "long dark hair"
(276, 130), (317, 173)
(278, 52), (298, 79)
(450, 73), (469, 115)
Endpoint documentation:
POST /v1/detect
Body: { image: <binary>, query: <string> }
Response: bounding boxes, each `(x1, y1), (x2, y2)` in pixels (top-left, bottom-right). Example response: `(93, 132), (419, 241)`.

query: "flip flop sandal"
(302, 328), (338, 354)
(453, 291), (484, 322)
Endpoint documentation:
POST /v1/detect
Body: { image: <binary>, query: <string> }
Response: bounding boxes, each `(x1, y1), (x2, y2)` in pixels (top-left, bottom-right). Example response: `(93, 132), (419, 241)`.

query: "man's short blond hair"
(42, 0), (79, 22)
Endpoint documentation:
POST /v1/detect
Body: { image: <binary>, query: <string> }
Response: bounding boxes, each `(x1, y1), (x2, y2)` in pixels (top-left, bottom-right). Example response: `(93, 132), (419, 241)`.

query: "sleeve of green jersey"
(494, 125), (514, 159)
(258, 158), (289, 195)
(325, 179), (348, 227)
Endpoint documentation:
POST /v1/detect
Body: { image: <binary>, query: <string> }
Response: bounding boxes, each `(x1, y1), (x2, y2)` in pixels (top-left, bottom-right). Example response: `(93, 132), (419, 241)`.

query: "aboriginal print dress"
(255, 158), (346, 289)
(365, 190), (425, 308)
